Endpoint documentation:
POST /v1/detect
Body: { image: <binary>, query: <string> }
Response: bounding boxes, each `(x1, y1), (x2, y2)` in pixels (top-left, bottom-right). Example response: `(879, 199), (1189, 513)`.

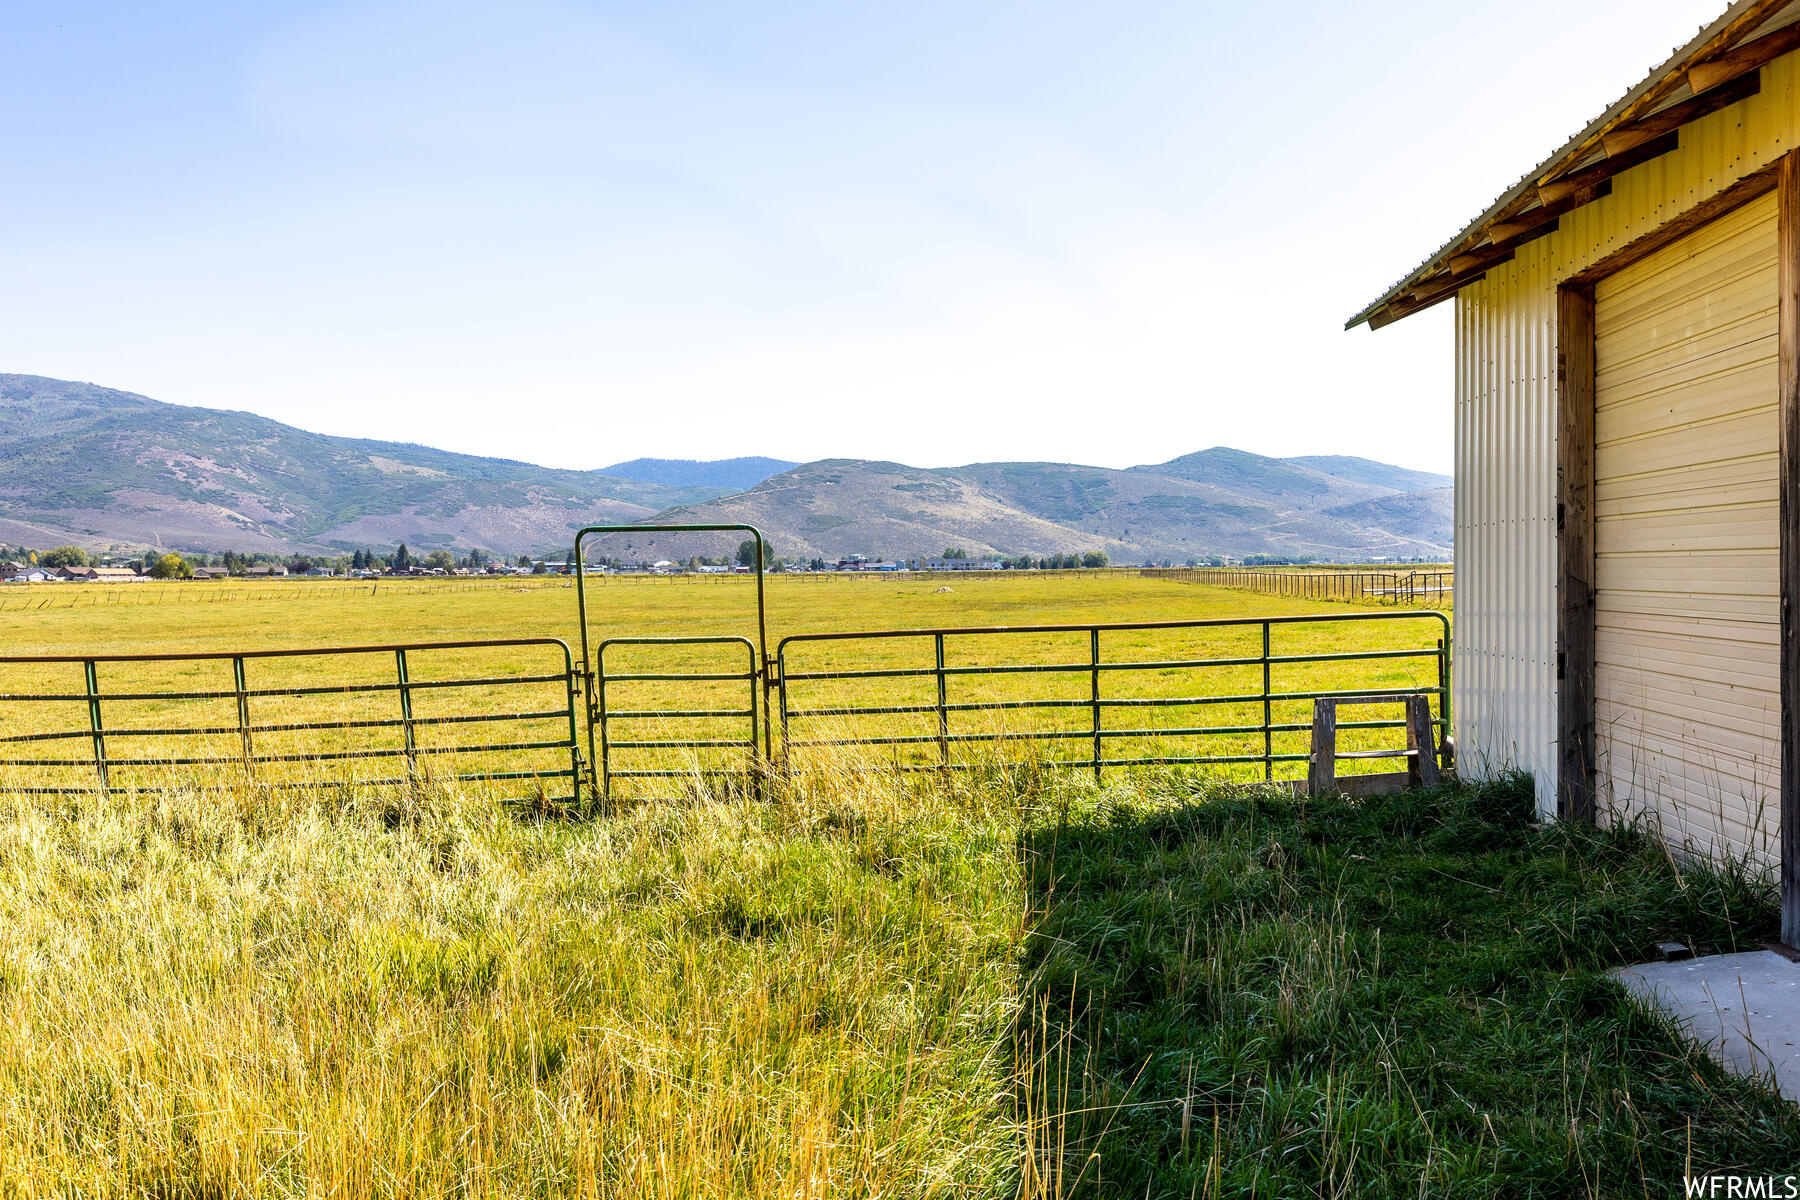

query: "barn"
(1350, 0), (1800, 942)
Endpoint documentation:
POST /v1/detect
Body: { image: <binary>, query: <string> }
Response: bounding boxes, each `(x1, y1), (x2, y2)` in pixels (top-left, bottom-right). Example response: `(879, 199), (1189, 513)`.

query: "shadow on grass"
(1017, 774), (1800, 1197)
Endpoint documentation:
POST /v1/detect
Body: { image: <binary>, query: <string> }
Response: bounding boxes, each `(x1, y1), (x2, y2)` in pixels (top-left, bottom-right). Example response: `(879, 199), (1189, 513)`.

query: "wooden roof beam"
(1486, 181), (1614, 244)
(1450, 221), (1558, 274)
(1368, 273), (1487, 331)
(1403, 264), (1499, 307)
(1539, 131), (1679, 206)
(1602, 71), (1761, 156)
(1688, 19), (1800, 93)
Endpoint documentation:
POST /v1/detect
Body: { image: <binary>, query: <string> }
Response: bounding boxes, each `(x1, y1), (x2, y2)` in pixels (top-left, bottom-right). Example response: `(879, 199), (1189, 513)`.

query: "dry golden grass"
(0, 757), (1026, 1196)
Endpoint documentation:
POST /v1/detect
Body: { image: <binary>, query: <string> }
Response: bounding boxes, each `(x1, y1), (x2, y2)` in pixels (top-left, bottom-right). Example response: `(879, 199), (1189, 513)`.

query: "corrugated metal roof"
(1347, 0), (1792, 330)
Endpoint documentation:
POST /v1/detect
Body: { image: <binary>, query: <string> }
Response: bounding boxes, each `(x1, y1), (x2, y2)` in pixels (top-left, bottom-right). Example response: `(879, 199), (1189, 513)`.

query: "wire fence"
(1147, 567), (1454, 605)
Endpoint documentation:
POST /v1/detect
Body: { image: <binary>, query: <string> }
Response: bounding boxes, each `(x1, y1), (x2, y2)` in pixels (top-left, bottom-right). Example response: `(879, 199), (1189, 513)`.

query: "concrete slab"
(1613, 950), (1800, 1101)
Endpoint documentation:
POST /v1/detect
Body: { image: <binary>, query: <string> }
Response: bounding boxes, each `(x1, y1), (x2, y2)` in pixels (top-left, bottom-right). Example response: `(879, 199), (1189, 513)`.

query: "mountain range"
(0, 374), (1450, 562)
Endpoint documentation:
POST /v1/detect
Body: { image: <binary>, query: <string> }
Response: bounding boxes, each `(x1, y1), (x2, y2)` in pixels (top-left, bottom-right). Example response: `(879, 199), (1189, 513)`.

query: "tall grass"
(0, 759), (1024, 1196)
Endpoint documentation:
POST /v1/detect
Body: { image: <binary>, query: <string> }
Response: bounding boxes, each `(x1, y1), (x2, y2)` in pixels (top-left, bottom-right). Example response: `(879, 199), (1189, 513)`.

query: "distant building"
(921, 558), (1003, 572)
(58, 566), (141, 582)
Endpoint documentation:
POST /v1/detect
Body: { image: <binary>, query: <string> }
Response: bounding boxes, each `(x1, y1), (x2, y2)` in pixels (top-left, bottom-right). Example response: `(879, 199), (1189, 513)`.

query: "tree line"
(2, 543), (548, 578)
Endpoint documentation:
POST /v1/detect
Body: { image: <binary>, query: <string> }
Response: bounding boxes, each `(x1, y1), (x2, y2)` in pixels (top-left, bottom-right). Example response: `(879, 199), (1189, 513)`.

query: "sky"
(1, 0), (1728, 474)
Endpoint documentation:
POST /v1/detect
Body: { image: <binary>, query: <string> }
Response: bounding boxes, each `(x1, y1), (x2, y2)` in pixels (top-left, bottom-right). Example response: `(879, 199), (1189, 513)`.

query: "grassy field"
(0, 573), (1450, 801)
(0, 575), (1789, 1195)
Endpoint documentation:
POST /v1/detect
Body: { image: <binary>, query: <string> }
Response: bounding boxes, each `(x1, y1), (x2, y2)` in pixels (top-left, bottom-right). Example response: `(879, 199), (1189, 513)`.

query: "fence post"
(935, 633), (949, 768)
(83, 660), (107, 793)
(395, 649), (418, 788)
(233, 656), (253, 777)
(1089, 628), (1102, 785)
(1307, 699), (1337, 796)
(1261, 622), (1273, 781)
(1405, 696), (1442, 788)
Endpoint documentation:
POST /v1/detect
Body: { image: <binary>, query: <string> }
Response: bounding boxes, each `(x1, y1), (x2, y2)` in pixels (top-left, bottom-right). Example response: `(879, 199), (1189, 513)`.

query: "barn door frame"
(1554, 153), (1798, 945)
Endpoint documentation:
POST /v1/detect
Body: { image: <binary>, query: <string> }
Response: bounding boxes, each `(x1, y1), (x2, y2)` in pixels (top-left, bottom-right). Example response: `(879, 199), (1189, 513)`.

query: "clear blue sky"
(1, 1), (1722, 473)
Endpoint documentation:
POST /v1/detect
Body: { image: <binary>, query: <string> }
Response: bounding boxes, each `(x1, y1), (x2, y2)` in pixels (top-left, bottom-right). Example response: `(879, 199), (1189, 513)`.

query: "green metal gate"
(775, 612), (1450, 782)
(573, 523), (773, 805)
(0, 638), (586, 802)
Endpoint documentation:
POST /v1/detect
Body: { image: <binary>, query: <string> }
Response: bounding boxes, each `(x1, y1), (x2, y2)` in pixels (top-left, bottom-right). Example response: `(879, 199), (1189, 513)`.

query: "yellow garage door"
(1592, 189), (1780, 867)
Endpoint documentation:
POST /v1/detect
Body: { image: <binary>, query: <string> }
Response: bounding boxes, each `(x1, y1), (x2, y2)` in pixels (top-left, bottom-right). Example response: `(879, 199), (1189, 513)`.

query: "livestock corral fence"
(0, 525), (1453, 808)
(1149, 566), (1454, 606)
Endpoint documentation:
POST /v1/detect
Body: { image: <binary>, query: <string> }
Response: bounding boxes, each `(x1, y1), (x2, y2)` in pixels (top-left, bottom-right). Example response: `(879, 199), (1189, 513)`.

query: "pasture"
(0, 573), (1450, 802)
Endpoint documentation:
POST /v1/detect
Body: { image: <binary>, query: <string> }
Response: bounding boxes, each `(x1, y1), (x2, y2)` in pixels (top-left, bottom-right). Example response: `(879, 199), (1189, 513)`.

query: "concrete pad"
(1613, 950), (1800, 1101)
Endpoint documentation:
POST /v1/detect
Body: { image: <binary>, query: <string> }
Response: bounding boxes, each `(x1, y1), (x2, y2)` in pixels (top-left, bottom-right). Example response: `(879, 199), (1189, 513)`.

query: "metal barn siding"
(1592, 192), (1780, 868)
(1453, 50), (1800, 816)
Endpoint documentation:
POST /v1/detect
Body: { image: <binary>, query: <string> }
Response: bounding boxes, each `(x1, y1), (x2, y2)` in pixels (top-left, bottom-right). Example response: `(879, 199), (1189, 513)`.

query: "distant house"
(922, 558), (1003, 572)
(56, 566), (140, 582)
(245, 565), (288, 578)
(195, 567), (232, 580)
(2, 567), (56, 583)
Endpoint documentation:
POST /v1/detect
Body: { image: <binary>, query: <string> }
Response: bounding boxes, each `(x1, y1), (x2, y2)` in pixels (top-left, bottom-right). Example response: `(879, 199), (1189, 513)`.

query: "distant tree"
(1185, 558), (1200, 567)
(941, 547), (969, 560)
(423, 550), (455, 571)
(736, 539), (761, 569)
(1082, 551), (1108, 569)
(287, 556), (313, 574)
(768, 557), (786, 573)
(40, 545), (88, 569)
(516, 554), (533, 568)
(393, 543), (412, 571)
(467, 548), (488, 570)
(531, 560), (548, 575)
(149, 552), (192, 579)
(351, 549), (366, 570)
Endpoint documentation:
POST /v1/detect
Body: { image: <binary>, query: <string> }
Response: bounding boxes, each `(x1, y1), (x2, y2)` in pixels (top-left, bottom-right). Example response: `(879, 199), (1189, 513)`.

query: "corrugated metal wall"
(1453, 51), (1800, 816)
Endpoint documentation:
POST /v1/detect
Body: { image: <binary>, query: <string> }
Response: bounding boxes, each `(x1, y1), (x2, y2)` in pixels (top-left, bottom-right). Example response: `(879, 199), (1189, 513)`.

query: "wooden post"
(1405, 696), (1441, 789)
(1307, 699), (1337, 796)
(1557, 283), (1598, 824)
(1778, 151), (1800, 947)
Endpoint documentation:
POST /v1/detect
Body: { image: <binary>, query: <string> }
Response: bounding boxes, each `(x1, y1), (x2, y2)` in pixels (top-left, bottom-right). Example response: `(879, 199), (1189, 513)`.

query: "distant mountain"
(587, 450), (1452, 565)
(1283, 455), (1452, 493)
(0, 375), (729, 555)
(602, 457), (798, 491)
(0, 375), (1451, 562)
